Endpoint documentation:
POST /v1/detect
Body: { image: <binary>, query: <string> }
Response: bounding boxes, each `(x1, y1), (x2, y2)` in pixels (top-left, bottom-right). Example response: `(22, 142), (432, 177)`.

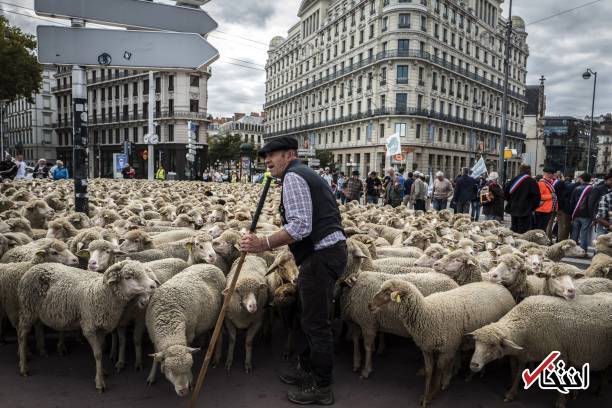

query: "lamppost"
(582, 68), (597, 174)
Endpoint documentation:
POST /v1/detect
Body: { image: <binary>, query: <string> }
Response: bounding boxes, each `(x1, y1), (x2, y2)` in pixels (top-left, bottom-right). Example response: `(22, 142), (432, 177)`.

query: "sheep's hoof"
(115, 362), (124, 373)
(134, 362), (143, 371)
(57, 345), (68, 356)
(419, 395), (430, 407)
(352, 365), (360, 373)
(19, 368), (30, 377)
(245, 364), (252, 374)
(359, 369), (371, 379)
(96, 386), (106, 394)
(224, 360), (233, 372)
(146, 377), (156, 386)
(503, 392), (516, 402)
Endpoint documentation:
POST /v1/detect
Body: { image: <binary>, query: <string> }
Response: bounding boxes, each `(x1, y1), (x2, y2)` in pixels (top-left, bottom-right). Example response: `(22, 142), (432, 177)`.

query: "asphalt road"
(0, 323), (609, 408)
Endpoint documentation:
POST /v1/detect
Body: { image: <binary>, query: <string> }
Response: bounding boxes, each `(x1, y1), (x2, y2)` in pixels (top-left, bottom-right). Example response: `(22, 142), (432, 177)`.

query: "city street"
(0, 324), (609, 407)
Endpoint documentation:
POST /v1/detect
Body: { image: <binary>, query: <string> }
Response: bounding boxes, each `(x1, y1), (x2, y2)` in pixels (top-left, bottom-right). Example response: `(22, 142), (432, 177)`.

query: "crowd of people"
(0, 154), (69, 181)
(318, 164), (612, 257)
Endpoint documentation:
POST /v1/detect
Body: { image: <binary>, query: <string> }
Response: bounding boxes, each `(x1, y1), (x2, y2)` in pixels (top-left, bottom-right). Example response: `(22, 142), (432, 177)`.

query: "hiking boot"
(287, 385), (334, 405)
(279, 367), (312, 387)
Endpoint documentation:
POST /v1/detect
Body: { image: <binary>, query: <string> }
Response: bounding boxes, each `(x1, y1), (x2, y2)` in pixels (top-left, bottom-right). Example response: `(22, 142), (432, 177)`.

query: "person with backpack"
(569, 173), (595, 255)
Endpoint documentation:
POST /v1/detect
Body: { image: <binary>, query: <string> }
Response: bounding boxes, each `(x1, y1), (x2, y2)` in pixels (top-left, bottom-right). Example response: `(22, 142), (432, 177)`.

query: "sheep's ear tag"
(185, 242), (193, 251)
(391, 291), (402, 303)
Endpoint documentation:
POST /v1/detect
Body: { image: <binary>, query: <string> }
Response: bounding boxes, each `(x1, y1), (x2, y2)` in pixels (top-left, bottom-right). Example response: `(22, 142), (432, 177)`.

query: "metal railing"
(265, 49), (527, 108)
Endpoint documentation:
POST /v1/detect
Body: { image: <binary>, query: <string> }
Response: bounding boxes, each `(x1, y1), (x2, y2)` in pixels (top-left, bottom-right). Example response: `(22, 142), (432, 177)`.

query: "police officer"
(240, 136), (347, 405)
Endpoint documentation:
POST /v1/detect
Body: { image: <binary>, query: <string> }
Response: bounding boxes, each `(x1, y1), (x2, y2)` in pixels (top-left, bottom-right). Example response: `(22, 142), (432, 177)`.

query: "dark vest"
(280, 160), (345, 265)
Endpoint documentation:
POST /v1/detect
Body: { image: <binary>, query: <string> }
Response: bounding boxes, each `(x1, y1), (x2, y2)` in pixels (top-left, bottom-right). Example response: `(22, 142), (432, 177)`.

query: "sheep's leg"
(350, 325), (362, 373)
(34, 322), (47, 357)
(224, 321), (237, 372)
(0, 317), (6, 345)
(505, 359), (525, 402)
(83, 330), (106, 393)
(18, 315), (35, 376)
(212, 330), (223, 369)
(146, 360), (158, 385)
(244, 319), (263, 374)
(438, 353), (457, 391)
(109, 331), (118, 362)
(360, 330), (376, 379)
(57, 332), (67, 356)
(115, 326), (127, 373)
(420, 351), (435, 408)
(133, 320), (146, 371)
(376, 332), (386, 355)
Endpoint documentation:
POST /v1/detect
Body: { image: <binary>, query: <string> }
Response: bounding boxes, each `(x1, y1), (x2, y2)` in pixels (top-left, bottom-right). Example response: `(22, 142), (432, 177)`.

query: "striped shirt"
(597, 191), (612, 222)
(283, 172), (345, 250)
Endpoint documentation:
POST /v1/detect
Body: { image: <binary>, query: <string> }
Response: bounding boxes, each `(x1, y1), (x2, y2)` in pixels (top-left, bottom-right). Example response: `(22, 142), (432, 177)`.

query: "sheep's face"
(188, 237), (217, 264)
(459, 244), (475, 256)
(502, 235), (515, 245)
(86, 246), (126, 272)
(561, 241), (586, 257)
(119, 234), (152, 253)
(69, 214), (91, 229)
(171, 215), (194, 228)
(26, 202), (55, 222)
(152, 345), (199, 397)
(207, 224), (224, 239)
(414, 250), (444, 267)
(212, 236), (233, 257)
(46, 224), (65, 239)
(470, 337), (523, 373)
(524, 253), (543, 274)
(36, 246), (79, 266)
(434, 253), (474, 273)
(189, 212), (204, 227)
(368, 283), (402, 313)
(485, 241), (497, 251)
(486, 260), (519, 284)
(207, 209), (225, 223)
(537, 268), (582, 300)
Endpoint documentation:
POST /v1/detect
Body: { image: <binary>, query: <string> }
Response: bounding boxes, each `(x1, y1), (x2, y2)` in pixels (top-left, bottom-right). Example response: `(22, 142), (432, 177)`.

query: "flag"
(385, 132), (401, 157)
(471, 156), (487, 179)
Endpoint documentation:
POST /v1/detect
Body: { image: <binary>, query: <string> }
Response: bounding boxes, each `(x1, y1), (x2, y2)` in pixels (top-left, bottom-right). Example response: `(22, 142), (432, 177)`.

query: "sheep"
(0, 241), (80, 353)
(368, 280), (515, 407)
(0, 234), (10, 259)
(118, 229), (155, 253)
(146, 264), (225, 396)
(5, 217), (34, 237)
(151, 229), (196, 246)
(211, 230), (242, 274)
(484, 253), (545, 301)
(432, 250), (483, 285)
(376, 246), (424, 258)
(112, 258), (189, 373)
(595, 232), (612, 256)
(76, 239), (126, 272)
(346, 238), (432, 276)
(171, 213), (196, 229)
(341, 271), (459, 379)
(513, 229), (550, 245)
(65, 211), (93, 230)
(545, 239), (586, 261)
(414, 244), (450, 268)
(402, 230), (434, 251)
(17, 261), (157, 392)
(585, 253), (612, 279)
(92, 208), (121, 227)
(46, 218), (79, 240)
(469, 294), (612, 407)
(21, 199), (55, 229)
(224, 255), (269, 373)
(1, 238), (74, 264)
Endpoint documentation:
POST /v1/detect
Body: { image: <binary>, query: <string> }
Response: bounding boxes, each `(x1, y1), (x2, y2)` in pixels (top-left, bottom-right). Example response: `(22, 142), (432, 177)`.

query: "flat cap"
(542, 167), (555, 173)
(258, 136), (298, 157)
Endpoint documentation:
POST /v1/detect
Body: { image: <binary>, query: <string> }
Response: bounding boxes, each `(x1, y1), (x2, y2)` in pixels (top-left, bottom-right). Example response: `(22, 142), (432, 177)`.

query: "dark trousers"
(534, 212), (552, 232)
(511, 215), (532, 234)
(455, 200), (471, 214)
(414, 199), (426, 211)
(294, 241), (347, 387)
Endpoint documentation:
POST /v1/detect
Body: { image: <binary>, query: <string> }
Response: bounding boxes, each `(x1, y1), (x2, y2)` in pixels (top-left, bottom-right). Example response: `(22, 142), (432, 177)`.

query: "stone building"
(264, 0), (529, 179)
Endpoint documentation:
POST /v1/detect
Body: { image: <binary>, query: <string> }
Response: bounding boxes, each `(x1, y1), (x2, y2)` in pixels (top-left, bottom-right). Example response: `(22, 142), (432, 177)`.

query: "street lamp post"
(582, 68), (597, 174)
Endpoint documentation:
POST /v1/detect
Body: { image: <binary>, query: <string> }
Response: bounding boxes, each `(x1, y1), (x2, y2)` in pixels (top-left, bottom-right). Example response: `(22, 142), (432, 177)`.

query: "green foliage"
(208, 133), (243, 165)
(0, 17), (43, 102)
(316, 149), (335, 169)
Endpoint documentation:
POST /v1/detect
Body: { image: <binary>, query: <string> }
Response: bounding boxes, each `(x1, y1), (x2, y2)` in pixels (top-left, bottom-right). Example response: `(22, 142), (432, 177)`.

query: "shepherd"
(240, 136), (347, 405)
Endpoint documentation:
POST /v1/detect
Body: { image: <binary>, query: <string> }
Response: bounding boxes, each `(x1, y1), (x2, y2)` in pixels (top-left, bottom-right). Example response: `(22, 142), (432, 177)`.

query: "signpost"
(34, 0), (219, 198)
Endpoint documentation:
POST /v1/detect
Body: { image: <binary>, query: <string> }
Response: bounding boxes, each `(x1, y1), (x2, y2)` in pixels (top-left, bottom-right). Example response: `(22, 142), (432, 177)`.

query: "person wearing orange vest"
(534, 168), (558, 231)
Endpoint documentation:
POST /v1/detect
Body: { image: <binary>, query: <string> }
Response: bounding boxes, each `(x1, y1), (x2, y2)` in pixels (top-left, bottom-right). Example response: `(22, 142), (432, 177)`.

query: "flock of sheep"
(0, 178), (611, 408)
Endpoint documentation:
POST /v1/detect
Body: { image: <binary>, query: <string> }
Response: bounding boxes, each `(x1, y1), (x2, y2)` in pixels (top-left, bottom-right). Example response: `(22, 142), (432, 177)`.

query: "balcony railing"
(85, 110), (209, 125)
(264, 107), (527, 140)
(265, 48), (528, 109)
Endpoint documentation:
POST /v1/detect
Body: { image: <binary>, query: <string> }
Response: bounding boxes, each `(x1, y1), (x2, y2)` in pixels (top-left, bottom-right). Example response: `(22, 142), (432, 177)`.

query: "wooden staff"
(189, 177), (273, 408)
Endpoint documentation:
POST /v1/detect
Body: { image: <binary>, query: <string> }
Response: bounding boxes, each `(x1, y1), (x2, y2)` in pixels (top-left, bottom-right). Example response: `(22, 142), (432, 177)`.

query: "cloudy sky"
(2, 0), (611, 119)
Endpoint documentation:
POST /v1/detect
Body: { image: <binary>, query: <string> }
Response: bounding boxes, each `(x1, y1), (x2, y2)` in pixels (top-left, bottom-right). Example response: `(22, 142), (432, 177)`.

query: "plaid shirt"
(283, 172), (345, 250)
(344, 177), (363, 201)
(597, 190), (612, 223)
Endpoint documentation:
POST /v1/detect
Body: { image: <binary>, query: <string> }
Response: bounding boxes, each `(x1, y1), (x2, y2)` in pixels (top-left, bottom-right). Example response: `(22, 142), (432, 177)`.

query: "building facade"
(2, 67), (57, 164)
(52, 66), (211, 179)
(543, 116), (589, 178)
(522, 81), (546, 173)
(264, 0), (529, 180)
(217, 113), (266, 148)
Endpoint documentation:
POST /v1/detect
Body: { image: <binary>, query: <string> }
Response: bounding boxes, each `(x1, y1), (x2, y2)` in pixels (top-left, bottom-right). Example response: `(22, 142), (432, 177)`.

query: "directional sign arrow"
(37, 26), (219, 70)
(34, 0), (217, 34)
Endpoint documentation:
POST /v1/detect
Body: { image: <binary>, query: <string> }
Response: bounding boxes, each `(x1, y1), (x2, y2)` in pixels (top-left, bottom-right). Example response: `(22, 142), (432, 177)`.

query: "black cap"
(258, 136), (298, 157)
(542, 167), (555, 173)
(352, 170), (360, 176)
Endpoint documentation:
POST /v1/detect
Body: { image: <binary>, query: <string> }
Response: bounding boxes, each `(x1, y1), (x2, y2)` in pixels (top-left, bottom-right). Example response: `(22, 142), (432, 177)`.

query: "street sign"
(37, 27), (219, 70)
(186, 153), (195, 162)
(34, 0), (217, 34)
(308, 158), (320, 167)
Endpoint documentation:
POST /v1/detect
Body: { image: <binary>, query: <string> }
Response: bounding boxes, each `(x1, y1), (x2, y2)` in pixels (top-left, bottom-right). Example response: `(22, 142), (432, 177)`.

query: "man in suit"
(504, 164), (541, 233)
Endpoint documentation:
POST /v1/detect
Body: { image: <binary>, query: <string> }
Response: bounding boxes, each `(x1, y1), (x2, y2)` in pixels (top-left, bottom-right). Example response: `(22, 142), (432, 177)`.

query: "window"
(132, 82), (138, 97)
(416, 123), (421, 138)
(396, 93), (408, 111)
(398, 40), (409, 54)
(421, 16), (427, 31)
(190, 99), (199, 112)
(168, 99), (174, 115)
(397, 65), (409, 84)
(369, 24), (374, 39)
(143, 79), (149, 95)
(168, 124), (174, 142)
(399, 14), (411, 29)
(168, 75), (174, 91)
(382, 17), (388, 31)
(190, 75), (199, 87)
(133, 127), (139, 143)
(143, 102), (148, 118)
(115, 85), (119, 99)
(395, 123), (407, 137)
(155, 77), (161, 93)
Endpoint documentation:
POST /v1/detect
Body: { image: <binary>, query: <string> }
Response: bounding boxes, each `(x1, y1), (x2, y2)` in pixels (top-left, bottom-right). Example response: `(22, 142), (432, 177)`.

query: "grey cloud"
(207, 0), (278, 27)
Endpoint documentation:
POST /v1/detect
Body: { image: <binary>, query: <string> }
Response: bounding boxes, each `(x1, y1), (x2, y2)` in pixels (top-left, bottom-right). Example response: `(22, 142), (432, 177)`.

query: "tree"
(316, 149), (335, 169)
(208, 133), (243, 167)
(0, 17), (42, 103)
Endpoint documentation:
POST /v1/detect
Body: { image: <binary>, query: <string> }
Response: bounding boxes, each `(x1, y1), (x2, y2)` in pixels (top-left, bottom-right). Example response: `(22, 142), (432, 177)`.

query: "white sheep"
(369, 280), (515, 407)
(17, 261), (157, 392)
(146, 264), (225, 396)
